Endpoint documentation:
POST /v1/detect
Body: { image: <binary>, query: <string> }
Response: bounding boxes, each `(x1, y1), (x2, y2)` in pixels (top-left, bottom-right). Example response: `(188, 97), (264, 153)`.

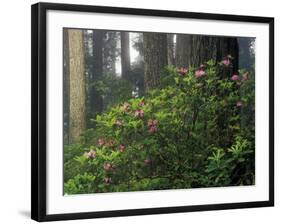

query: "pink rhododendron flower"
(200, 64), (205, 69)
(121, 102), (130, 112)
(134, 109), (144, 118)
(149, 126), (157, 134)
(236, 101), (243, 107)
(118, 144), (126, 152)
(115, 119), (123, 126)
(147, 119), (157, 127)
(138, 101), (145, 107)
(242, 72), (249, 81)
(104, 177), (112, 184)
(195, 69), (205, 78)
(144, 159), (151, 165)
(83, 150), (96, 159)
(177, 67), (188, 76)
(98, 138), (105, 146)
(221, 58), (231, 66)
(147, 119), (157, 134)
(103, 163), (113, 171)
(231, 74), (239, 81)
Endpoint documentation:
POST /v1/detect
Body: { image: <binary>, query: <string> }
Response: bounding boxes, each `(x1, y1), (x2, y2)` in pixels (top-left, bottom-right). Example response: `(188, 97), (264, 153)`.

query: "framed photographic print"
(31, 2), (274, 222)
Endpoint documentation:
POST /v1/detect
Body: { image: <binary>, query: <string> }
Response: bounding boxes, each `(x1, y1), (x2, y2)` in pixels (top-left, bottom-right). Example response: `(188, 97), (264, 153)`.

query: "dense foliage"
(64, 58), (255, 195)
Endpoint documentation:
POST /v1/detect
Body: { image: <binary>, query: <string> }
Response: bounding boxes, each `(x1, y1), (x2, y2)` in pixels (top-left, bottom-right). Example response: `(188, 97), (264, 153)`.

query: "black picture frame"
(31, 2), (274, 222)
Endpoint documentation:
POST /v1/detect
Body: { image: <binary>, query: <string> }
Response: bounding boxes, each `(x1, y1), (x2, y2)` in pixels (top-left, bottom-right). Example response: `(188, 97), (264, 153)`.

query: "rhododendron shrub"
(64, 59), (255, 195)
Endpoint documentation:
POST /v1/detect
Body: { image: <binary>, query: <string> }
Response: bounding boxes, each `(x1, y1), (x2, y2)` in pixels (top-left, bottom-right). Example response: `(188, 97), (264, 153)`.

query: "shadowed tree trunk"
(175, 34), (239, 74)
(82, 30), (93, 128)
(63, 29), (70, 144)
(176, 35), (218, 68)
(167, 34), (175, 65)
(143, 33), (168, 91)
(238, 37), (255, 70)
(68, 29), (86, 143)
(90, 30), (104, 115)
(103, 31), (119, 74)
(188, 35), (218, 67)
(121, 32), (131, 81)
(175, 34), (191, 68)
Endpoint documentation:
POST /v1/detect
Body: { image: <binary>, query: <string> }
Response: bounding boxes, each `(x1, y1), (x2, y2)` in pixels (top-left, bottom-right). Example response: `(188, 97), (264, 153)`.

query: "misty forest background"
(63, 29), (255, 194)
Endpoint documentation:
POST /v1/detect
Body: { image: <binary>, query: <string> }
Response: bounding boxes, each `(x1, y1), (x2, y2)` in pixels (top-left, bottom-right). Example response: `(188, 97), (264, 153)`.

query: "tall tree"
(103, 31), (120, 74)
(176, 35), (217, 68)
(175, 34), (239, 74)
(90, 30), (104, 115)
(175, 34), (192, 68)
(68, 29), (86, 143)
(82, 30), (94, 127)
(131, 33), (145, 96)
(121, 32), (131, 80)
(143, 33), (168, 91)
(63, 28), (70, 144)
(238, 37), (255, 70)
(167, 34), (175, 65)
(188, 35), (217, 67)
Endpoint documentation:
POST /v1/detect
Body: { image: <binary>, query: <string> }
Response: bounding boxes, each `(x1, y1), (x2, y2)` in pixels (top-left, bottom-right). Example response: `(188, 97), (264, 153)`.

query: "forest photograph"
(63, 28), (255, 195)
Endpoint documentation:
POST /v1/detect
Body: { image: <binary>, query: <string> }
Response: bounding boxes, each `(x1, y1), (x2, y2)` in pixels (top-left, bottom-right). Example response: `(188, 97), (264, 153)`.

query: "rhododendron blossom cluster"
(147, 119), (157, 134)
(134, 109), (144, 118)
(195, 69), (205, 78)
(98, 138), (105, 146)
(83, 150), (96, 159)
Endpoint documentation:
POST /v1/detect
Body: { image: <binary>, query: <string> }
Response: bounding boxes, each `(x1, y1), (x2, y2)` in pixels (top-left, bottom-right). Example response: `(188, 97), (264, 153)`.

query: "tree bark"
(90, 30), (104, 115)
(175, 34), (191, 68)
(63, 29), (70, 144)
(238, 37), (255, 70)
(103, 31), (119, 74)
(68, 29), (86, 143)
(143, 33), (168, 91)
(167, 34), (175, 65)
(121, 32), (131, 80)
(175, 34), (239, 74)
(188, 35), (217, 67)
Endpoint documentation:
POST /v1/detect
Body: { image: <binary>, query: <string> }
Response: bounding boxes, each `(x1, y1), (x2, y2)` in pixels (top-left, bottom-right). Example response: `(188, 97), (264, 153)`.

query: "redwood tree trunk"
(121, 32), (131, 81)
(188, 35), (218, 67)
(175, 34), (191, 68)
(90, 30), (104, 115)
(63, 29), (70, 144)
(68, 29), (86, 143)
(143, 33), (168, 91)
(167, 34), (175, 65)
(175, 34), (239, 74)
